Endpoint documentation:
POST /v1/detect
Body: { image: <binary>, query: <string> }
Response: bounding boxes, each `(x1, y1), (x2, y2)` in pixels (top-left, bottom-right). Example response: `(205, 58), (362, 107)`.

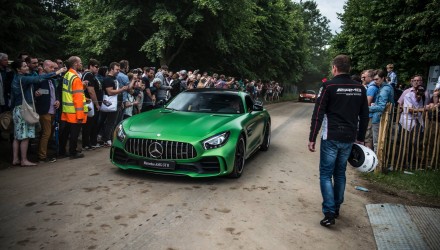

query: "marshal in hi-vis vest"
(62, 71), (88, 114)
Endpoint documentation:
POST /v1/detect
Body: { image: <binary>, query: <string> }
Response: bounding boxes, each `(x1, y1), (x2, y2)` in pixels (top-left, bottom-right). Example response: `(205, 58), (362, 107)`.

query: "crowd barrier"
(376, 103), (439, 172)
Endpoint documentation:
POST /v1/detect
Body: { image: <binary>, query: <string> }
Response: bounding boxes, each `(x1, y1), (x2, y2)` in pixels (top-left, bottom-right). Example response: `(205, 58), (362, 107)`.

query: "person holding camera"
(399, 84), (426, 164)
(100, 62), (128, 147)
(122, 73), (140, 119)
(152, 78), (171, 108)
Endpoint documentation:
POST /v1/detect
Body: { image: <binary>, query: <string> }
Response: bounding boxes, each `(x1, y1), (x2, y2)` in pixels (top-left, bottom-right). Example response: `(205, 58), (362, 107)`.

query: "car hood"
(125, 109), (238, 138)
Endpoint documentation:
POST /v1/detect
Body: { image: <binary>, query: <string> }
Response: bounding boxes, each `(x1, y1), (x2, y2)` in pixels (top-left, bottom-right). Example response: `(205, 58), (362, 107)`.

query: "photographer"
(122, 72), (141, 119)
(399, 85), (426, 164)
(152, 78), (171, 108)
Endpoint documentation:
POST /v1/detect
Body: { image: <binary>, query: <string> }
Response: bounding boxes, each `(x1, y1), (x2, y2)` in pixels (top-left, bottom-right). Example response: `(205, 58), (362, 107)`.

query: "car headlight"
(115, 123), (126, 142)
(299, 94), (303, 98)
(202, 132), (230, 150)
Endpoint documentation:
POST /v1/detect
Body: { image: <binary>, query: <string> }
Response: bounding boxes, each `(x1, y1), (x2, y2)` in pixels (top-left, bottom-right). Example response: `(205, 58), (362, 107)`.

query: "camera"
(103, 100), (112, 106)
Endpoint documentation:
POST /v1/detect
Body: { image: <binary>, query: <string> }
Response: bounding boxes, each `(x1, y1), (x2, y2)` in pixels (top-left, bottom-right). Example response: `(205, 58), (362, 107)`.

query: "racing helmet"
(348, 143), (378, 173)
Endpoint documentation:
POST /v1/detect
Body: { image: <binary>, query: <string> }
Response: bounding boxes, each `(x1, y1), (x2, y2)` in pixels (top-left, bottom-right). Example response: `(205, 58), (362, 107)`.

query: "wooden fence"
(376, 104), (439, 172)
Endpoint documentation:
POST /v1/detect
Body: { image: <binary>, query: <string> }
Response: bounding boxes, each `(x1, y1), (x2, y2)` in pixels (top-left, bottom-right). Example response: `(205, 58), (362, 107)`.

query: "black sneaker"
(39, 157), (57, 163)
(82, 146), (93, 151)
(70, 153), (85, 159)
(335, 209), (340, 219)
(57, 153), (69, 159)
(320, 213), (335, 227)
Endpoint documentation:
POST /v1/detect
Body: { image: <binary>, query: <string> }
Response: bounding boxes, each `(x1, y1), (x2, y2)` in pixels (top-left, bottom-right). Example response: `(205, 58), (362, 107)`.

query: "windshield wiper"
(164, 107), (177, 111)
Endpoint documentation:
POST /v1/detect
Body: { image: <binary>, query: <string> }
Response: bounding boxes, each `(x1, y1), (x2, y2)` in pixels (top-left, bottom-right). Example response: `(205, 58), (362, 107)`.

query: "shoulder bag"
(100, 80), (118, 112)
(19, 78), (40, 124)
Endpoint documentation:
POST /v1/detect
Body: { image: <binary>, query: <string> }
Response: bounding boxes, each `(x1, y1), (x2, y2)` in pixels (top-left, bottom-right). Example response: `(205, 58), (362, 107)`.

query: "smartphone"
(39, 89), (49, 95)
(103, 100), (112, 106)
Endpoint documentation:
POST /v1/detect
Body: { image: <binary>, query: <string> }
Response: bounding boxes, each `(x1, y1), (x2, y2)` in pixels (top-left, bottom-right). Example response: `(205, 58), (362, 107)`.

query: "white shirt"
(399, 91), (424, 131)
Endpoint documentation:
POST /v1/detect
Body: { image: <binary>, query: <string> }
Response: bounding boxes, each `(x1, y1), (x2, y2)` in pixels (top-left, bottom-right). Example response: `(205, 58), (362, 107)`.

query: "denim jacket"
(11, 73), (56, 109)
(369, 83), (394, 124)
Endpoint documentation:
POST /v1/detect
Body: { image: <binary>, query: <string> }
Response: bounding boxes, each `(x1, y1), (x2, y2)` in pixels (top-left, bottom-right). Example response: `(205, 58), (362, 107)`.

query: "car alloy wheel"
(229, 135), (246, 178)
(260, 122), (271, 151)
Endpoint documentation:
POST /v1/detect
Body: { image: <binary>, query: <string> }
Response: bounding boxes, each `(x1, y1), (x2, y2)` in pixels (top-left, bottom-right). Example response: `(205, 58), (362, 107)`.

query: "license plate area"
(141, 159), (176, 170)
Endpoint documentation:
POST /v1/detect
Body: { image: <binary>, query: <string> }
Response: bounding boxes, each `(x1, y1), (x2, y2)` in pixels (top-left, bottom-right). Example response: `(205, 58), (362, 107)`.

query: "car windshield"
(166, 92), (244, 114)
(306, 90), (315, 94)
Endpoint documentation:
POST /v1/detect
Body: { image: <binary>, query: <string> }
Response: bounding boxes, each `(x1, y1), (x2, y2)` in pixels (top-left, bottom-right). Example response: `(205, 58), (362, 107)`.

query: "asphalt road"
(0, 101), (376, 250)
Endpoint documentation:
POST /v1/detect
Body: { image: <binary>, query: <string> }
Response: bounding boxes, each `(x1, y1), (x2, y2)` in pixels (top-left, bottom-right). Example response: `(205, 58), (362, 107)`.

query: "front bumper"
(110, 146), (231, 177)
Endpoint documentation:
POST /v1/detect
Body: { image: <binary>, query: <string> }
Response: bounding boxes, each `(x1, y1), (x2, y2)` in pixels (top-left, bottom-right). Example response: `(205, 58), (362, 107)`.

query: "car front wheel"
(260, 122), (271, 151)
(229, 135), (246, 178)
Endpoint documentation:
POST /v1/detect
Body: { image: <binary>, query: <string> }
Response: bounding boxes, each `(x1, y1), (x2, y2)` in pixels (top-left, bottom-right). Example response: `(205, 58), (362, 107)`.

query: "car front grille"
(124, 138), (197, 160)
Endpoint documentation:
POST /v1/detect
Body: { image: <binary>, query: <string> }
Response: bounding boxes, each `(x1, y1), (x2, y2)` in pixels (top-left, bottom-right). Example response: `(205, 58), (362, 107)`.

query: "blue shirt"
(11, 73), (56, 109)
(387, 71), (397, 87)
(366, 81), (379, 118)
(116, 72), (129, 102)
(369, 83), (394, 124)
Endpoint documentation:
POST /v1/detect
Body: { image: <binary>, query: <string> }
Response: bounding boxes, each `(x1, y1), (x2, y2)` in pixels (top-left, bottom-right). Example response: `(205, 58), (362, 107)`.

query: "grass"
(362, 170), (440, 198)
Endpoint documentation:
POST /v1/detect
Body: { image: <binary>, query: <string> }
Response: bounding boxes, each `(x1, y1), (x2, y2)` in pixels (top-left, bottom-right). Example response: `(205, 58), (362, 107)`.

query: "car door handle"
(247, 127), (253, 135)
(247, 122), (256, 135)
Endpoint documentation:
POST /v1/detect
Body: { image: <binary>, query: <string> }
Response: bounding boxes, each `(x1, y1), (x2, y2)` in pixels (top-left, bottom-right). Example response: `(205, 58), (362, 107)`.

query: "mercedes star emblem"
(148, 142), (163, 158)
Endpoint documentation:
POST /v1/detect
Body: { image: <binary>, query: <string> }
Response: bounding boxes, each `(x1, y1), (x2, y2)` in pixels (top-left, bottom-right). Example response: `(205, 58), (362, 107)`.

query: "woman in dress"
(10, 59), (66, 166)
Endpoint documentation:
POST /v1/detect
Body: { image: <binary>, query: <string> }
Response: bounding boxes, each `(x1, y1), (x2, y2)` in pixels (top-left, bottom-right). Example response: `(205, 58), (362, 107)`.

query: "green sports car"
(110, 88), (271, 178)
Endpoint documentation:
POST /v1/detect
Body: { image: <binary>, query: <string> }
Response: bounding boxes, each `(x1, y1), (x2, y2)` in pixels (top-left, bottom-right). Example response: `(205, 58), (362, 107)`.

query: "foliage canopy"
(331, 0), (440, 82)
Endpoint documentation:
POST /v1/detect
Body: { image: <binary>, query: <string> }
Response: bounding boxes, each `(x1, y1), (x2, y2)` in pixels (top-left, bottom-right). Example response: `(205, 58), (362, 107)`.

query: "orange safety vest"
(61, 69), (88, 123)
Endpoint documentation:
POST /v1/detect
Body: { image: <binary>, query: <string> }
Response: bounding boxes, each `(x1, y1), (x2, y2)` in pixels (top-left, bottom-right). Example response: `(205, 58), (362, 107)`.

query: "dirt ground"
(0, 101), (438, 250)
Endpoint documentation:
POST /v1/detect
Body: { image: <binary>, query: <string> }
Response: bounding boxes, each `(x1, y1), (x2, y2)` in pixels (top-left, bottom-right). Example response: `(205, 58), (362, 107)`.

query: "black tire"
(260, 122), (271, 151)
(229, 135), (246, 178)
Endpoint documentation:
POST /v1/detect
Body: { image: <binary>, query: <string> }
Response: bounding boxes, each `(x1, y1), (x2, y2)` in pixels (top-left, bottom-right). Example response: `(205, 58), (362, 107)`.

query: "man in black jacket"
(308, 55), (369, 227)
(35, 60), (60, 163)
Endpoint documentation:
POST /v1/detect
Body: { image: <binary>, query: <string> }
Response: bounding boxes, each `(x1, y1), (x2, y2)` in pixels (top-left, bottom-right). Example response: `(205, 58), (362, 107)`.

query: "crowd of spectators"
(0, 52), (283, 165)
(354, 64), (440, 155)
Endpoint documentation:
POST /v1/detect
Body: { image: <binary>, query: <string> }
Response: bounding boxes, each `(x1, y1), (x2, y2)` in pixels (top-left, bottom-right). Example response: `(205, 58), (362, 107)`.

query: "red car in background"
(298, 90), (316, 102)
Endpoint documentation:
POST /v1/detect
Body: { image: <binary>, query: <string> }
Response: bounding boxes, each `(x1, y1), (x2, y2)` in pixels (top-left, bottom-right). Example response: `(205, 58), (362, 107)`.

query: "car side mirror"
(253, 102), (263, 111)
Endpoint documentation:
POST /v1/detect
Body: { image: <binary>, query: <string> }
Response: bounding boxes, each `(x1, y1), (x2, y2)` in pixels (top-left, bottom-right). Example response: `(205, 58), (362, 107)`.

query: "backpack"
(170, 79), (182, 97)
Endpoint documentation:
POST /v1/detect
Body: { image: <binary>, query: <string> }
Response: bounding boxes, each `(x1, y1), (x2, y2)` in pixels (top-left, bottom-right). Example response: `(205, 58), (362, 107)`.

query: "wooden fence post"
(390, 104), (401, 171)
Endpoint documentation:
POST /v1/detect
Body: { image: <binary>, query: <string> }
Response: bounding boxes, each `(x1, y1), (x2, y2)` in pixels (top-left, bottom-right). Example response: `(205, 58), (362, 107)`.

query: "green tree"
(299, 0), (333, 88)
(249, 0), (308, 82)
(63, 0), (308, 83)
(331, 0), (440, 81)
(0, 0), (59, 58)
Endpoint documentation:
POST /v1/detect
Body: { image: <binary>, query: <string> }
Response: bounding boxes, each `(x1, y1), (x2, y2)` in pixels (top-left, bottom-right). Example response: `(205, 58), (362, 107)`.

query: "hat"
(152, 78), (162, 85)
(179, 70), (187, 76)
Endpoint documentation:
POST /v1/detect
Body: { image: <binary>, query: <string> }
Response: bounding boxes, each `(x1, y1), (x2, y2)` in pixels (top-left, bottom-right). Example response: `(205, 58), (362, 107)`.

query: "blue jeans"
(319, 139), (353, 215)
